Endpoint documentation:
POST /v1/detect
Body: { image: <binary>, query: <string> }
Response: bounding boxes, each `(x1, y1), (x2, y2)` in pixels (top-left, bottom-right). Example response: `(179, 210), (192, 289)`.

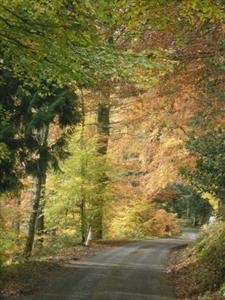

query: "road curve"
(19, 238), (189, 300)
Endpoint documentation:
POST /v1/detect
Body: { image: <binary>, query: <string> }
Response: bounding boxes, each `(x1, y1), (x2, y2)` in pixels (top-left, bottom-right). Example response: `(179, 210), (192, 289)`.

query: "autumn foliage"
(0, 2), (224, 285)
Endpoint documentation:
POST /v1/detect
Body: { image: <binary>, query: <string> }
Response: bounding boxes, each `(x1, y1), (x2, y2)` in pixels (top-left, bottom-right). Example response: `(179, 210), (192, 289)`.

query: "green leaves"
(45, 131), (112, 233)
(0, 0), (101, 85)
(164, 183), (212, 224)
(180, 0), (225, 26)
(181, 129), (225, 203)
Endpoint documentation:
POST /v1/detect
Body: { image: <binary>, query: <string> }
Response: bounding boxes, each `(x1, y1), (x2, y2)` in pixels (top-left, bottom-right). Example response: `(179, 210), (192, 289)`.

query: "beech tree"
(45, 130), (113, 243)
(0, 1), (102, 85)
(88, 0), (177, 238)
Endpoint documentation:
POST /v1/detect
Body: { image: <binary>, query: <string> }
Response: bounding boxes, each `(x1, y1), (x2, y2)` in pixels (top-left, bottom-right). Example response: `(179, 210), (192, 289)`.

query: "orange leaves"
(150, 209), (180, 237)
(105, 37), (224, 237)
(105, 198), (179, 239)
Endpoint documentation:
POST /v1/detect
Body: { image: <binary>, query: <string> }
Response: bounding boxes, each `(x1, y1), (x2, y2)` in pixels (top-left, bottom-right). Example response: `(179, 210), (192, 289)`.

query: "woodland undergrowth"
(170, 222), (225, 300)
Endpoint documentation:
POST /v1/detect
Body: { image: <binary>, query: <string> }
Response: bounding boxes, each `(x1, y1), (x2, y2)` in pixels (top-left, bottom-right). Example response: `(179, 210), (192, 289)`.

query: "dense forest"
(0, 1), (225, 299)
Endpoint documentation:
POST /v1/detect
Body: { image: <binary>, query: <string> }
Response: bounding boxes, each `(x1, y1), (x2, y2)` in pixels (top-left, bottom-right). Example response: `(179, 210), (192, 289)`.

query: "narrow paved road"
(20, 238), (190, 300)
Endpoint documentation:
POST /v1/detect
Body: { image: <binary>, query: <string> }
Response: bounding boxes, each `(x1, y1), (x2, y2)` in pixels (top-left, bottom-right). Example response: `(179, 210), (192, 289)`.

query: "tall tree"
(22, 84), (81, 256)
(79, 91), (87, 243)
(44, 129), (112, 243)
(89, 0), (177, 239)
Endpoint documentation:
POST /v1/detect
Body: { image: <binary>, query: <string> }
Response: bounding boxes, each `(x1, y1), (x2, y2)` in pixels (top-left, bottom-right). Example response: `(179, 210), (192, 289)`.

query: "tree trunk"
(80, 91), (86, 243)
(13, 197), (21, 234)
(23, 174), (42, 257)
(186, 199), (190, 219)
(192, 215), (197, 226)
(218, 201), (225, 220)
(80, 198), (86, 243)
(92, 199), (104, 240)
(36, 172), (46, 246)
(23, 125), (48, 257)
(97, 102), (110, 155)
(93, 99), (110, 240)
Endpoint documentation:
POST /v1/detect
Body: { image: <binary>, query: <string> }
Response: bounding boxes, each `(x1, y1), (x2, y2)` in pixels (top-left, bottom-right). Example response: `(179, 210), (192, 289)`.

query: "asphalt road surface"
(19, 238), (192, 300)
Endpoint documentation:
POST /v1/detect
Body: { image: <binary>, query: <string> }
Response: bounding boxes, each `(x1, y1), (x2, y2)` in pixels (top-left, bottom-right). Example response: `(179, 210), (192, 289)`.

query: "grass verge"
(168, 222), (225, 300)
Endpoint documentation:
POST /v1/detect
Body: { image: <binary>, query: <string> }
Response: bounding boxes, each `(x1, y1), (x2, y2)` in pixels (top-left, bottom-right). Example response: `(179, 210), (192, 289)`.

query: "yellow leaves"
(150, 209), (180, 237)
(109, 52), (223, 206)
(106, 52), (224, 235)
(0, 143), (10, 162)
(201, 192), (218, 210)
(106, 198), (179, 239)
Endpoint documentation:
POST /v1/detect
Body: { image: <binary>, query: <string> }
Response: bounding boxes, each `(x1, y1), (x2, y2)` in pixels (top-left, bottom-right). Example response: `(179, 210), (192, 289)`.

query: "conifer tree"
(0, 59), (25, 193)
(22, 84), (81, 256)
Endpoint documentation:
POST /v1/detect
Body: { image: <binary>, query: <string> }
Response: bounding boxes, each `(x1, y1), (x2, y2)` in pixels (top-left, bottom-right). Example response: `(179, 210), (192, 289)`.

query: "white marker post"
(85, 227), (92, 247)
(209, 216), (216, 224)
